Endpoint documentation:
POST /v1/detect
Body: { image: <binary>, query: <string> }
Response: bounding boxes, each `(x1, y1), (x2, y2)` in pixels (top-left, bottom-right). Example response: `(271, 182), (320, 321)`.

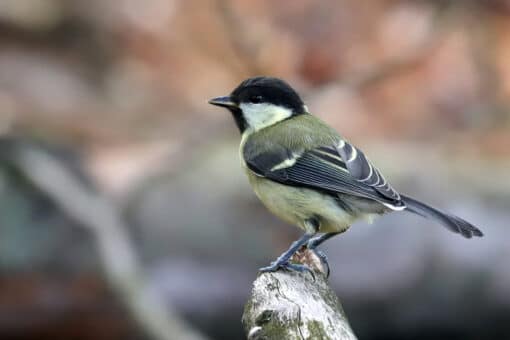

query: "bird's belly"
(246, 171), (362, 233)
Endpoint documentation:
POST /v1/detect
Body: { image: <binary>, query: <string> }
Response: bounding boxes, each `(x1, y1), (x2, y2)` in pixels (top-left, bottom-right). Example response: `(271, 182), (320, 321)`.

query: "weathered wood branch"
(242, 250), (357, 340)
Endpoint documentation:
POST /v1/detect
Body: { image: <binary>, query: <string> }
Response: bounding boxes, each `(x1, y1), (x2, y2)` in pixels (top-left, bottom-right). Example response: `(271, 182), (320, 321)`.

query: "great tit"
(209, 76), (483, 276)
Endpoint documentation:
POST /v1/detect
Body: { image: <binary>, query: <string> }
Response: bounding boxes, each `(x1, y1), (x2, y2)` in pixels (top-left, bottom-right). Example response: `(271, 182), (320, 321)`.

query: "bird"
(208, 76), (483, 276)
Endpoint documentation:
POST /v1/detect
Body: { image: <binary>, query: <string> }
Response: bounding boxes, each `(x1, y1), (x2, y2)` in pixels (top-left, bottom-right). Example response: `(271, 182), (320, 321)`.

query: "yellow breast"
(244, 169), (355, 233)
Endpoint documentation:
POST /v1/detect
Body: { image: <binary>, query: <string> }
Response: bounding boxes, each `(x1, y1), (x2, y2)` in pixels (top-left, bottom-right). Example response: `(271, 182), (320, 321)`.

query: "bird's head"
(209, 76), (307, 133)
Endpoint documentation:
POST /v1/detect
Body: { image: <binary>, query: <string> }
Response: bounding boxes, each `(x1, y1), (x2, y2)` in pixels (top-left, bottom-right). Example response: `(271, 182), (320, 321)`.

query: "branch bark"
(242, 252), (357, 340)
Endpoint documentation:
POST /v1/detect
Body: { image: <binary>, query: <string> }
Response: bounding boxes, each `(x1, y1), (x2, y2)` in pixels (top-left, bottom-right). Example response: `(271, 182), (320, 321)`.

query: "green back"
(245, 114), (341, 155)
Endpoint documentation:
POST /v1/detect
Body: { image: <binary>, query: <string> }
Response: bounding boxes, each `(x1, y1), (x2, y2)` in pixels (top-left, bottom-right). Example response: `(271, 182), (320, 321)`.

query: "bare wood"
(242, 250), (357, 340)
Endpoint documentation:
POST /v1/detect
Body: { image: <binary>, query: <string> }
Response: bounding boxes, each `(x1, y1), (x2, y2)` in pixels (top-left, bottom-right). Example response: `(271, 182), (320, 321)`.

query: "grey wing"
(321, 140), (401, 201)
(244, 143), (405, 211)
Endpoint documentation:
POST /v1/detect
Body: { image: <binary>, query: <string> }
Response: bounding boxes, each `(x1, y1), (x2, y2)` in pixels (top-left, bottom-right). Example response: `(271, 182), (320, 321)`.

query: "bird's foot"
(307, 237), (332, 278)
(310, 249), (330, 278)
(259, 261), (315, 280)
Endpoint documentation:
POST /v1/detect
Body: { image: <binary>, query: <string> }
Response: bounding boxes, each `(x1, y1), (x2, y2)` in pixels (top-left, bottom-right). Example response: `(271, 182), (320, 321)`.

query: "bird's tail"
(401, 195), (483, 238)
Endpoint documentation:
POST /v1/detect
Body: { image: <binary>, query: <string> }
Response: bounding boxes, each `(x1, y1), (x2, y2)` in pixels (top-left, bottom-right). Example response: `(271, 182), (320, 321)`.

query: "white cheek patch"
(240, 103), (293, 131)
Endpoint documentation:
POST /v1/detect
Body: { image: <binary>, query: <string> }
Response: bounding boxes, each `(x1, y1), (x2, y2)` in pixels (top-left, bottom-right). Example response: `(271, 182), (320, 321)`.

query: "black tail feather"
(401, 195), (483, 238)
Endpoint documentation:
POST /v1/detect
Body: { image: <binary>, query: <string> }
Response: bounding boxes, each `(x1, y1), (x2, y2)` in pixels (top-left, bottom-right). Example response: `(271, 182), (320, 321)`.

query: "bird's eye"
(249, 95), (263, 104)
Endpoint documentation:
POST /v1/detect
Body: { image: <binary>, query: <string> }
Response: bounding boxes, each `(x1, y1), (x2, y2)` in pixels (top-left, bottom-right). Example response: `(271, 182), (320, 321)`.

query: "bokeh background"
(1, 0), (509, 339)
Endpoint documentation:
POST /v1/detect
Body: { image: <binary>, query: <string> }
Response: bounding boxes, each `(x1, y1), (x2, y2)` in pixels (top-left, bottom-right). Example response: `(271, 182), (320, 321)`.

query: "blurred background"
(0, 0), (509, 339)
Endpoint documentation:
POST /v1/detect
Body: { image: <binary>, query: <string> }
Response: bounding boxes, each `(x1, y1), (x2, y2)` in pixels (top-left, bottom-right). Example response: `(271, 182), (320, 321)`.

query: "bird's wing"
(320, 141), (401, 201)
(244, 140), (405, 210)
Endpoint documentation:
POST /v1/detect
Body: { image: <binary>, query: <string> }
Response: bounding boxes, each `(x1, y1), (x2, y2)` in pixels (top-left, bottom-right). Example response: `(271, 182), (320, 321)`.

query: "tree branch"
(5, 141), (209, 340)
(242, 250), (357, 340)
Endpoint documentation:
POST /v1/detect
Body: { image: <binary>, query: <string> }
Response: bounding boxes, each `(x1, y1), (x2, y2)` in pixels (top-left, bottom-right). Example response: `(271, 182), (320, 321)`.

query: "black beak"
(208, 96), (238, 108)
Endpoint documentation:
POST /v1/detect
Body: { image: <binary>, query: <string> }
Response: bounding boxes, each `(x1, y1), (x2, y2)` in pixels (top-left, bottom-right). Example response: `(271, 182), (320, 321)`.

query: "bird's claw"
(307, 237), (332, 278)
(259, 261), (315, 280)
(311, 249), (330, 278)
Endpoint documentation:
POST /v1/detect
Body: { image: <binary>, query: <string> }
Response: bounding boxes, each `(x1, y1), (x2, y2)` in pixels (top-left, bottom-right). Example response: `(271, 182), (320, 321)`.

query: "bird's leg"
(259, 219), (319, 276)
(259, 232), (315, 275)
(307, 232), (341, 277)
